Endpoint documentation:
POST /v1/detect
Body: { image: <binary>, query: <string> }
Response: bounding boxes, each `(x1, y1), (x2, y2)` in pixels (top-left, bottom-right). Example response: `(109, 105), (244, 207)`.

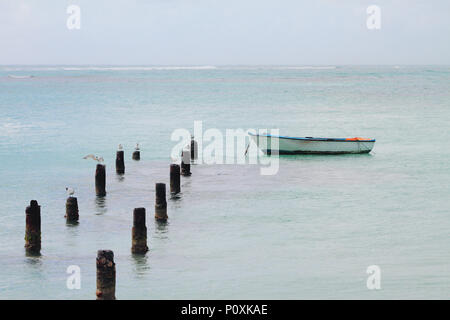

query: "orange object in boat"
(345, 137), (371, 141)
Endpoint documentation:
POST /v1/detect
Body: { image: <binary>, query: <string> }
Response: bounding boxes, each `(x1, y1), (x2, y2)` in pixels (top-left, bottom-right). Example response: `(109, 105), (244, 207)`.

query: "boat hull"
(249, 134), (375, 155)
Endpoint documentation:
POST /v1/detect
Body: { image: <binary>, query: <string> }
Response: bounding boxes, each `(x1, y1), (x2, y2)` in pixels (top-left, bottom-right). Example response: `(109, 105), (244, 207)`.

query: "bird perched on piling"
(118, 144), (123, 151)
(66, 187), (75, 197)
(135, 143), (140, 151)
(83, 154), (104, 163)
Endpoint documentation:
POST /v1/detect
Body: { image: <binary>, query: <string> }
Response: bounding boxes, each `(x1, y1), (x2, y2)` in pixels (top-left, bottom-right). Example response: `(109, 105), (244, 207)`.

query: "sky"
(0, 0), (449, 65)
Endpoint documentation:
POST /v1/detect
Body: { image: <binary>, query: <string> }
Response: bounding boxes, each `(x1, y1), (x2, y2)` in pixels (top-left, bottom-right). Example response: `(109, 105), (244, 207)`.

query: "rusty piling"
(155, 183), (168, 221)
(181, 150), (191, 176)
(96, 250), (116, 300)
(131, 208), (148, 254)
(170, 164), (181, 194)
(116, 150), (125, 174)
(25, 200), (41, 255)
(65, 197), (79, 222)
(95, 164), (106, 196)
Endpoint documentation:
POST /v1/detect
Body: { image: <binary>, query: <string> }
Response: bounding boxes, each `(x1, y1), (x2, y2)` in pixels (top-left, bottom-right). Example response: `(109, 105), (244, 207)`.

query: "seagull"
(135, 143), (140, 151)
(118, 144), (123, 151)
(66, 187), (75, 197)
(83, 154), (104, 163)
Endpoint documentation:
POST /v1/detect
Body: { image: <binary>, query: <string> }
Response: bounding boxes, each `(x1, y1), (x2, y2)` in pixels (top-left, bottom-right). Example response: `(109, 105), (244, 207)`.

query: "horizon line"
(1, 64), (449, 67)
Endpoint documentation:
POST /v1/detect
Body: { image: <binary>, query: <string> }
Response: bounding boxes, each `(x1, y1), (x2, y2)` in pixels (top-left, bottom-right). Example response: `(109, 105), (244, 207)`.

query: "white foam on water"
(268, 66), (337, 70)
(0, 118), (65, 137)
(7, 75), (34, 79)
(0, 119), (33, 137)
(217, 66), (337, 70)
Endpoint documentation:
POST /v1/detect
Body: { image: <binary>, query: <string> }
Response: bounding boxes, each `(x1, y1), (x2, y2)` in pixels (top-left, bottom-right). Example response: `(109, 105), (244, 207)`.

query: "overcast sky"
(0, 0), (449, 65)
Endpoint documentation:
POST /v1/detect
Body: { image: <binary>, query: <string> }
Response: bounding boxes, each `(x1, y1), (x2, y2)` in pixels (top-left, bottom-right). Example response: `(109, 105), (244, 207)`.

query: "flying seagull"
(66, 187), (75, 197)
(83, 154), (104, 163)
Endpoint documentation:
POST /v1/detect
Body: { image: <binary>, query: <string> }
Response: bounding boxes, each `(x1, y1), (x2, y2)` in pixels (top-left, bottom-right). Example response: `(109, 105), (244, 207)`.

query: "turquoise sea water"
(0, 66), (449, 299)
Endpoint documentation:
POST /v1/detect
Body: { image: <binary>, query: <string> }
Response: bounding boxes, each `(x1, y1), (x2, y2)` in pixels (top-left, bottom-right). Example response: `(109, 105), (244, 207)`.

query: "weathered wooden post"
(132, 150), (140, 160)
(132, 143), (140, 160)
(155, 183), (168, 221)
(25, 200), (41, 255)
(181, 150), (191, 176)
(116, 150), (125, 174)
(95, 164), (106, 196)
(191, 136), (198, 160)
(65, 197), (79, 222)
(96, 250), (116, 300)
(131, 208), (148, 254)
(170, 164), (181, 194)
(190, 136), (198, 160)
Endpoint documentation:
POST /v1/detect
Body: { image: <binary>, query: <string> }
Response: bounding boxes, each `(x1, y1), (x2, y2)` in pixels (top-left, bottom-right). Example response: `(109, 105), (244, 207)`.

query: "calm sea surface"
(0, 66), (449, 299)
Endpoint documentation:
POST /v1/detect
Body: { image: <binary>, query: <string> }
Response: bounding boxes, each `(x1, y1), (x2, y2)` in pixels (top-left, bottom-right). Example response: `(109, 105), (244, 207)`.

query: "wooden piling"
(116, 150), (125, 174)
(170, 164), (181, 194)
(65, 197), (79, 222)
(132, 150), (140, 161)
(191, 137), (198, 160)
(95, 164), (106, 196)
(25, 200), (41, 254)
(155, 183), (168, 221)
(96, 250), (116, 300)
(181, 150), (191, 176)
(131, 208), (148, 254)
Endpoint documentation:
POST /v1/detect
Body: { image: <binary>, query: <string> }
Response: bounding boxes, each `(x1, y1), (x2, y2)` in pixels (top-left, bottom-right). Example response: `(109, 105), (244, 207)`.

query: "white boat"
(249, 133), (375, 154)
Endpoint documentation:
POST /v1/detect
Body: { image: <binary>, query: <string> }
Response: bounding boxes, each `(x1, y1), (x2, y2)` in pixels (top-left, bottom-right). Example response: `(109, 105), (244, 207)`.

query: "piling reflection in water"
(154, 219), (169, 240)
(24, 255), (43, 268)
(169, 192), (182, 201)
(131, 253), (150, 277)
(65, 219), (79, 227)
(64, 222), (81, 248)
(95, 196), (107, 215)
